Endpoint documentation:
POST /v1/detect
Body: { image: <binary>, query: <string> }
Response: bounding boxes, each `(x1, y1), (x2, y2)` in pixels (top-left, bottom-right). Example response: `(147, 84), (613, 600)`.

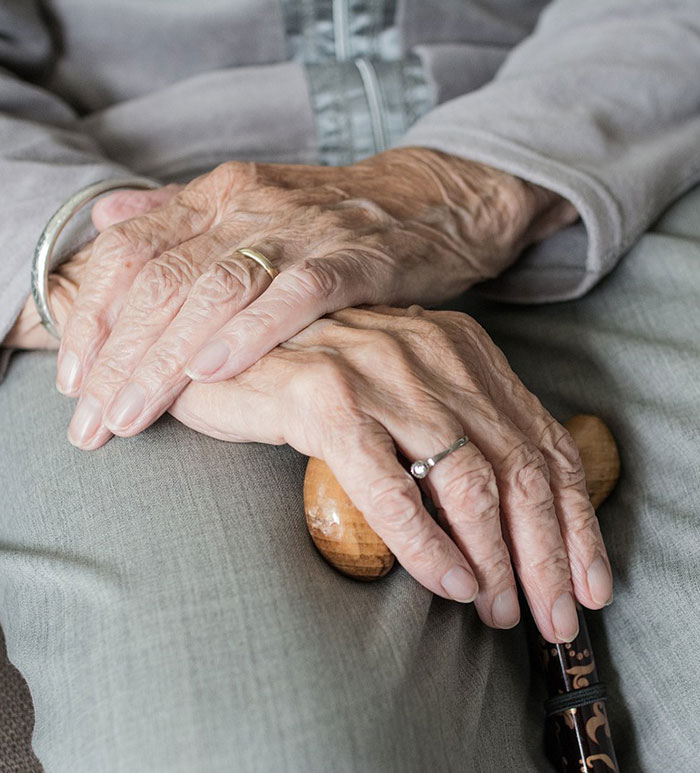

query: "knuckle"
(565, 505), (601, 543)
(486, 553), (514, 583)
(547, 426), (587, 489)
(284, 260), (339, 302)
(184, 161), (259, 216)
(525, 547), (571, 581)
(411, 316), (462, 363)
(88, 354), (131, 389)
(94, 221), (152, 264)
(195, 260), (253, 302)
(508, 443), (551, 496)
(291, 354), (360, 414)
(132, 254), (195, 309)
(65, 304), (109, 344)
(414, 315), (450, 343)
(211, 160), (258, 189)
(358, 328), (404, 360)
(94, 223), (131, 254)
(174, 185), (210, 214)
(311, 357), (357, 407)
(236, 306), (277, 336)
(471, 552), (513, 590)
(442, 464), (499, 523)
(216, 303), (279, 352)
(143, 348), (183, 383)
(369, 476), (423, 534)
(403, 530), (446, 571)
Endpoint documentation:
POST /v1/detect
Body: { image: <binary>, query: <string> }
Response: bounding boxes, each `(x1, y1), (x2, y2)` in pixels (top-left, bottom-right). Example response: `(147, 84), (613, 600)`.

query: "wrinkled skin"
(3, 149), (606, 643)
(7, 288), (614, 644)
(37, 147), (574, 450)
(167, 305), (613, 643)
(4, 184), (178, 351)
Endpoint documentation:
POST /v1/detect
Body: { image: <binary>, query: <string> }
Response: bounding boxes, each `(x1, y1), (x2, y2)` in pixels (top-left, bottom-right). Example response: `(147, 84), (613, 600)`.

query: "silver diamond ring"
(410, 435), (470, 479)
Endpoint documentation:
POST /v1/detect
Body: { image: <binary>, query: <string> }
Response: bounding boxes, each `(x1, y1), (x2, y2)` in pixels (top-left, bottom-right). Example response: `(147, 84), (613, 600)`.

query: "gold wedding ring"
(234, 248), (279, 280)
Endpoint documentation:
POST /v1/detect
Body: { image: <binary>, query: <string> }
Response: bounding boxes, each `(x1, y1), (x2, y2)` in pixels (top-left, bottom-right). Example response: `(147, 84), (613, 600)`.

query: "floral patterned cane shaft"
(537, 603), (619, 772)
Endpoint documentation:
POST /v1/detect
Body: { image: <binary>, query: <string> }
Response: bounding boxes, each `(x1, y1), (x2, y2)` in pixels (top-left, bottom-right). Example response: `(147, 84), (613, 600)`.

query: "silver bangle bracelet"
(31, 176), (159, 339)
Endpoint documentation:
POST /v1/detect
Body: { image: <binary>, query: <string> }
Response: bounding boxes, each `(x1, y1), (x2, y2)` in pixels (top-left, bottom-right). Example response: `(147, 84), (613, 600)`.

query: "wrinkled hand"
(4, 241), (91, 352)
(3, 185), (179, 350)
(53, 148), (576, 449)
(169, 305), (612, 643)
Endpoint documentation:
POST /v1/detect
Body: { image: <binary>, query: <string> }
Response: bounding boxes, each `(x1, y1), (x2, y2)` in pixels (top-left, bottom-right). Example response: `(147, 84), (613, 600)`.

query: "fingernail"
(491, 587), (520, 628)
(56, 351), (81, 394)
(186, 340), (230, 379)
(587, 555), (613, 606)
(441, 566), (478, 603)
(105, 383), (146, 431)
(68, 394), (103, 447)
(552, 591), (579, 642)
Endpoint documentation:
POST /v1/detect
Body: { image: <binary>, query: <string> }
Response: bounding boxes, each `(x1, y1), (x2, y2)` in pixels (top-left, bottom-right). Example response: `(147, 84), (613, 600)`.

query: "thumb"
(91, 183), (184, 231)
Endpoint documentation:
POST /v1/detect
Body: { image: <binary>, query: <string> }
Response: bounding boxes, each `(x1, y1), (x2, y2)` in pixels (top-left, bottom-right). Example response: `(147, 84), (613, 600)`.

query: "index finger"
(57, 190), (215, 396)
(185, 255), (361, 382)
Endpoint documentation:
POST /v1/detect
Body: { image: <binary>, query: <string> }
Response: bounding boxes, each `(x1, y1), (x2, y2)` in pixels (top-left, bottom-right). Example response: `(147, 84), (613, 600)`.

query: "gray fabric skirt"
(2, 185), (700, 771)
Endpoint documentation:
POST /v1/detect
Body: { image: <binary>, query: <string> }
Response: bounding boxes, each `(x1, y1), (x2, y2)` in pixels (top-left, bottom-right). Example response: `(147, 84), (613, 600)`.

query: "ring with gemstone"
(410, 435), (470, 479)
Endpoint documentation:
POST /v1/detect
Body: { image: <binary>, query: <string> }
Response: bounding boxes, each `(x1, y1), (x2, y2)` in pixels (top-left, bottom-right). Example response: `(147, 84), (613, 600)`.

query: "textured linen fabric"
(2, 0), (700, 344)
(0, 360), (545, 772)
(2, 182), (700, 773)
(2, 0), (700, 770)
(0, 628), (41, 772)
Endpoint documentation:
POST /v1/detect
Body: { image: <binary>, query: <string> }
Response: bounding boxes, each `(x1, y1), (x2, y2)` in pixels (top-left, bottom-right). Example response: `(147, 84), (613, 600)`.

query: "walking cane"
(303, 414), (620, 772)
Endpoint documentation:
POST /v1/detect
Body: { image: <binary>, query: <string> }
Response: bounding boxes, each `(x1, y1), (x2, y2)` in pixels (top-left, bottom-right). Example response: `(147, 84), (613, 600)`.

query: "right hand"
(169, 305), (613, 643)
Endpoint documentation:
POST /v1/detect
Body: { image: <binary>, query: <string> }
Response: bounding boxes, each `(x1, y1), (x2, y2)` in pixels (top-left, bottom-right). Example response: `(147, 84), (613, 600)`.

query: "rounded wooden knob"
(304, 457), (395, 579)
(563, 414), (620, 509)
(304, 414), (620, 580)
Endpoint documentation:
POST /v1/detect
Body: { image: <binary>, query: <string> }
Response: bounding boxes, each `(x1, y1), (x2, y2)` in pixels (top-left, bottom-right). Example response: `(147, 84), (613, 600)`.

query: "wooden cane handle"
(303, 414), (620, 580)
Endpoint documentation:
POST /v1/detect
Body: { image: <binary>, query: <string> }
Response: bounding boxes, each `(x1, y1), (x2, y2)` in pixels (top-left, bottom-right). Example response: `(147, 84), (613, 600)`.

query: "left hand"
(3, 240), (92, 352)
(55, 147), (576, 450)
(2, 185), (179, 351)
(168, 304), (613, 643)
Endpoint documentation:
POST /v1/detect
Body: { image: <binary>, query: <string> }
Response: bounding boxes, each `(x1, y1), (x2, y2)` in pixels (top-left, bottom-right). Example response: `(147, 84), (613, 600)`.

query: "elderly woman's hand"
(2, 185), (178, 351)
(168, 305), (612, 644)
(56, 148), (576, 449)
(4, 241), (92, 351)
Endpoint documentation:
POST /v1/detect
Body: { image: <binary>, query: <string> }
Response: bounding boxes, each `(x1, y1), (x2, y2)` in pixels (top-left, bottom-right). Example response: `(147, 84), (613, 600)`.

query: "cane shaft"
(303, 414), (621, 772)
(537, 604), (618, 771)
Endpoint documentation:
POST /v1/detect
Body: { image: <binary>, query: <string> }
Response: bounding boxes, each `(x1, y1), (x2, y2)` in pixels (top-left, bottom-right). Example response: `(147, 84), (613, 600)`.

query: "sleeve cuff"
(394, 125), (627, 303)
